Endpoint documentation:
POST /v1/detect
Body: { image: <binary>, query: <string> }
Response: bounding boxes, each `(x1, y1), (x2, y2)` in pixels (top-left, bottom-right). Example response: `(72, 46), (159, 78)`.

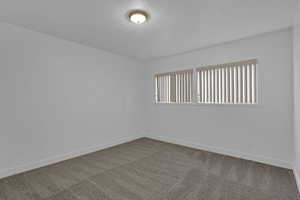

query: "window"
(196, 59), (257, 104)
(155, 69), (193, 103)
(154, 59), (258, 105)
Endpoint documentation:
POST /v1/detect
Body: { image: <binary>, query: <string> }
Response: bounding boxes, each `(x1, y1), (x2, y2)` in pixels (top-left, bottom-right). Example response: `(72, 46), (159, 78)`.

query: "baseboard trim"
(146, 135), (292, 169)
(0, 134), (293, 179)
(293, 168), (300, 193)
(0, 135), (142, 179)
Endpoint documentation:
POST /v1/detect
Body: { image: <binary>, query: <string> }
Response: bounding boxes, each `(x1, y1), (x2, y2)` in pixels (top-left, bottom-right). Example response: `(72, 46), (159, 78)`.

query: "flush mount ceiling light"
(128, 10), (149, 24)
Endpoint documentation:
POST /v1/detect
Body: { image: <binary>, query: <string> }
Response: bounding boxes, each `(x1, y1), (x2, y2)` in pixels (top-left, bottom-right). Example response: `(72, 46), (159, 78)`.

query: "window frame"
(154, 69), (194, 104)
(154, 59), (261, 106)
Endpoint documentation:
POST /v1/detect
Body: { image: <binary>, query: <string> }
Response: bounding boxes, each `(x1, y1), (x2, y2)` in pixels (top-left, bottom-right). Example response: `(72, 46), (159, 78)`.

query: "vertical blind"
(155, 69), (193, 103)
(155, 59), (258, 105)
(196, 59), (257, 104)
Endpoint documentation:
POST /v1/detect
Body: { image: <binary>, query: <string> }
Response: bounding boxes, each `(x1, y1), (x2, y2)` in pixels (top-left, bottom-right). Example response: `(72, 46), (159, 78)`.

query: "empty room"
(1, 0), (300, 199)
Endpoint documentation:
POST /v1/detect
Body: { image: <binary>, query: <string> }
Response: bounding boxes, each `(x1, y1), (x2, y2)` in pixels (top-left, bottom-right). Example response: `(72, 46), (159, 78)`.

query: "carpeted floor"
(0, 138), (299, 200)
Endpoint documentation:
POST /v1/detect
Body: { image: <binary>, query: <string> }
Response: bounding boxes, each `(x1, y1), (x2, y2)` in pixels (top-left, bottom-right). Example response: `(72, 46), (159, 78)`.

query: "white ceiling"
(0, 0), (298, 60)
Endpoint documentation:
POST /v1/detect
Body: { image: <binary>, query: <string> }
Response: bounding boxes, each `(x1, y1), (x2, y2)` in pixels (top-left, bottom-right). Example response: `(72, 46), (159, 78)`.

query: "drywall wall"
(293, 3), (300, 186)
(0, 22), (145, 178)
(145, 29), (294, 168)
(0, 20), (294, 180)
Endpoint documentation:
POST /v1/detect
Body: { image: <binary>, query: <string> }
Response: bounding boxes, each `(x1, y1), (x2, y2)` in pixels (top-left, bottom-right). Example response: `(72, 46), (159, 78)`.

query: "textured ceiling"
(0, 0), (298, 60)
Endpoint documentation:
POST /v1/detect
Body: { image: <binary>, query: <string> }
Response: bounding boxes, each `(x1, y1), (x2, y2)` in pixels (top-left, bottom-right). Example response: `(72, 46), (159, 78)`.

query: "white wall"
(0, 20), (295, 180)
(293, 3), (300, 185)
(145, 29), (294, 168)
(0, 22), (145, 178)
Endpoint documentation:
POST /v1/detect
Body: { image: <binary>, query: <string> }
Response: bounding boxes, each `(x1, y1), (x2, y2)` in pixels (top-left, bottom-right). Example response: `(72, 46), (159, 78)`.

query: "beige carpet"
(0, 138), (299, 200)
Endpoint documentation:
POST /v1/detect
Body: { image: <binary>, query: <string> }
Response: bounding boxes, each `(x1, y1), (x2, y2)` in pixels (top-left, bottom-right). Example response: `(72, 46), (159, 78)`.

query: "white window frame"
(154, 69), (193, 104)
(154, 59), (261, 106)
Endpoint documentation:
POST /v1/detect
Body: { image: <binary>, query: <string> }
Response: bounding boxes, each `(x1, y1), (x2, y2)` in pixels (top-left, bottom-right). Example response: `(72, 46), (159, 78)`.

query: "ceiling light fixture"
(128, 10), (149, 24)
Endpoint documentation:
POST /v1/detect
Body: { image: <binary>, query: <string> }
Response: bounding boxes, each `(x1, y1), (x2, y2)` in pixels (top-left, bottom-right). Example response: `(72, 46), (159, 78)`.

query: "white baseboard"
(293, 168), (300, 193)
(0, 134), (293, 180)
(0, 135), (142, 179)
(146, 135), (292, 169)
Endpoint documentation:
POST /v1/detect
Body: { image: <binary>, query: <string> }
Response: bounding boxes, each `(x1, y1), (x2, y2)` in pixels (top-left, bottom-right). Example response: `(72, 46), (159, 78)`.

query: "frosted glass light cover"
(129, 11), (148, 24)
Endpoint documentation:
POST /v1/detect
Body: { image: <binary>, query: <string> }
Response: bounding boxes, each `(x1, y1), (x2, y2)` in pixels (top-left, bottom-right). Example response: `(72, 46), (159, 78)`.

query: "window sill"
(154, 102), (262, 108)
